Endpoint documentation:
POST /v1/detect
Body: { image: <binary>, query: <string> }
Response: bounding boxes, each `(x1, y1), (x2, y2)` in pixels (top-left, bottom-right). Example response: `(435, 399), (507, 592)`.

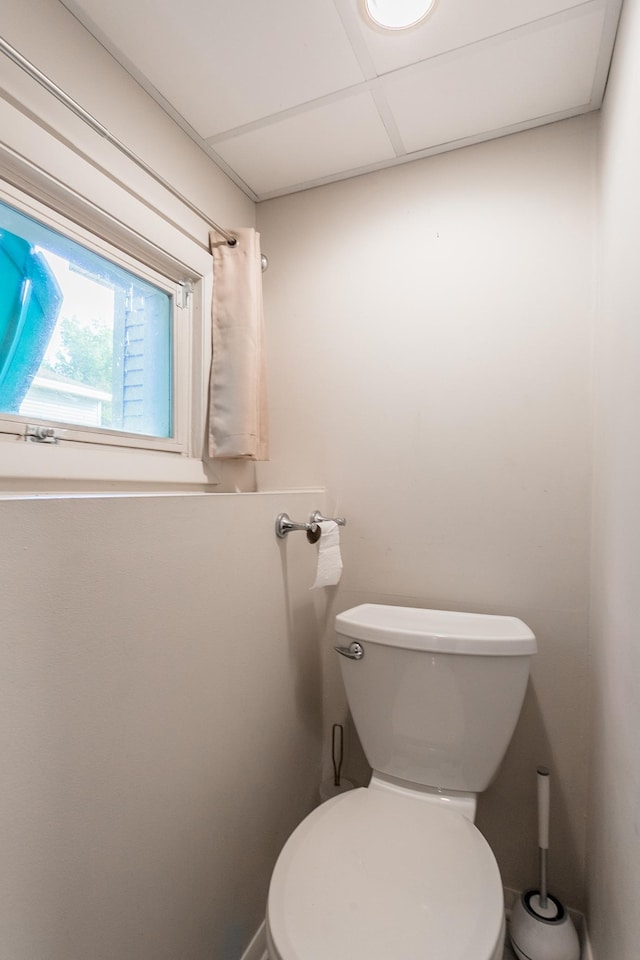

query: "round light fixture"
(362, 0), (437, 31)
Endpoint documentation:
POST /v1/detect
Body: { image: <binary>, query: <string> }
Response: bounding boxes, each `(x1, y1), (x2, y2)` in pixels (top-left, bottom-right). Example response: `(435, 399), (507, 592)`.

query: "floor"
(263, 928), (521, 959)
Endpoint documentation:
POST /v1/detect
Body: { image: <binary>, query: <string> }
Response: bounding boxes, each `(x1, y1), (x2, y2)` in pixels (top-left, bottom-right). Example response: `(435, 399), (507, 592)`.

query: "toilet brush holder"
(509, 768), (580, 960)
(510, 891), (579, 960)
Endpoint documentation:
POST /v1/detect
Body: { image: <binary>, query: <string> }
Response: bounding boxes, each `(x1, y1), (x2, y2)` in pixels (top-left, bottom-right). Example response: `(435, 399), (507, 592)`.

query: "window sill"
(0, 437), (219, 493)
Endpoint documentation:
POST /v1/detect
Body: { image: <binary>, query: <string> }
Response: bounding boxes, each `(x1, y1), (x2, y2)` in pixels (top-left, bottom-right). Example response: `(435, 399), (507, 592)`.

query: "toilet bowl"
(266, 786), (505, 960)
(266, 605), (536, 960)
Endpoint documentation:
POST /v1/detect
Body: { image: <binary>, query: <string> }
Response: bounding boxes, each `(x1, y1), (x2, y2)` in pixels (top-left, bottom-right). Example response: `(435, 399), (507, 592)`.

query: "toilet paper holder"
(275, 510), (346, 542)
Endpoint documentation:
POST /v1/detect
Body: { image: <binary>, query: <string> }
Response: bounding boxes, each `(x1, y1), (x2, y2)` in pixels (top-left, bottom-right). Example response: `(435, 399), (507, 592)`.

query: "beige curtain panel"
(208, 228), (269, 460)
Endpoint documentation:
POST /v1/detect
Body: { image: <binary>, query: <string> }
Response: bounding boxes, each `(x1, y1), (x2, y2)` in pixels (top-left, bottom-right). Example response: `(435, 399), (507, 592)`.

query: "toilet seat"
(266, 787), (504, 960)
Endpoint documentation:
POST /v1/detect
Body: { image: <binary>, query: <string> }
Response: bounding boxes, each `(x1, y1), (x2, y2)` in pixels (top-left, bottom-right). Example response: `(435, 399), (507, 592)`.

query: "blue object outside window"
(0, 199), (173, 438)
(0, 229), (62, 411)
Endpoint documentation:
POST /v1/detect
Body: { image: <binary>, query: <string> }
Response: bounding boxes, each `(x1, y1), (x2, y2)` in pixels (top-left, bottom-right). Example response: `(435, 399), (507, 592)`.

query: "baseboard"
(240, 920), (268, 960)
(504, 886), (591, 960)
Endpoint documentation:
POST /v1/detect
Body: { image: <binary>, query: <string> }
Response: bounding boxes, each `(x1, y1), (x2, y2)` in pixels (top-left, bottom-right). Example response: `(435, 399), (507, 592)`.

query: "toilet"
(266, 604), (536, 960)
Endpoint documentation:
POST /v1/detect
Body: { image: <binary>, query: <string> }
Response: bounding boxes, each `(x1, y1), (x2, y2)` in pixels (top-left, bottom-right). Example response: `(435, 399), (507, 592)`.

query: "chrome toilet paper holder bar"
(275, 511), (346, 542)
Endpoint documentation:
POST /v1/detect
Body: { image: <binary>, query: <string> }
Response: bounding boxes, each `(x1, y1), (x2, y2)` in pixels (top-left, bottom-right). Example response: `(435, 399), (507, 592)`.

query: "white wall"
(0, 490), (324, 960)
(258, 115), (597, 909)
(0, 4), (326, 959)
(588, 0), (640, 955)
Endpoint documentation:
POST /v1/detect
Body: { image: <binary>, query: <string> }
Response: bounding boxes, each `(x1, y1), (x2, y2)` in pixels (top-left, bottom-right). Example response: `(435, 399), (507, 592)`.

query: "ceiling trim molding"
(589, 0), (624, 102)
(255, 102), (598, 202)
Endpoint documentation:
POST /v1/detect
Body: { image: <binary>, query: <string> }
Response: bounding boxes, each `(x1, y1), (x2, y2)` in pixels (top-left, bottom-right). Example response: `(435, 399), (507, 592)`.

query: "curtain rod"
(0, 35), (239, 247)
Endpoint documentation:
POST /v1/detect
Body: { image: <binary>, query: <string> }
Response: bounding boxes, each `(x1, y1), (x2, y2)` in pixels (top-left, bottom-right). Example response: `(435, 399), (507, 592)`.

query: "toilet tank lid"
(335, 604), (536, 655)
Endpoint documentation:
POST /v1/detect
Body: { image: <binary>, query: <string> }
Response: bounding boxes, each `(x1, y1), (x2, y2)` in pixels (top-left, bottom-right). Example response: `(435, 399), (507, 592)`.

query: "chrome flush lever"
(334, 641), (364, 661)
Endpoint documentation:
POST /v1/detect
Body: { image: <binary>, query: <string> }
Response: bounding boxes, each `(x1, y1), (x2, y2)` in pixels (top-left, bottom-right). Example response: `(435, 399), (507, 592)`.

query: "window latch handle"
(26, 424), (60, 444)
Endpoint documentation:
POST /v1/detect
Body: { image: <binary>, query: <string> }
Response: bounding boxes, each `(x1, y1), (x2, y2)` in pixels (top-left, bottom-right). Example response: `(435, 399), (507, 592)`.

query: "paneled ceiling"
(60, 0), (622, 201)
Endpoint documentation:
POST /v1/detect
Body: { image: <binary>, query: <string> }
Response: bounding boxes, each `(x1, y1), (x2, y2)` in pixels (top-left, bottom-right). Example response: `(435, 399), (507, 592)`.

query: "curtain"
(208, 227), (269, 460)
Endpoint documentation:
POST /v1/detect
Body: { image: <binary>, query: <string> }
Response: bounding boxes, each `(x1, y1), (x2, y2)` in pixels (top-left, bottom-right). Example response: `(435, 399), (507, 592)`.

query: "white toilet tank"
(335, 605), (536, 794)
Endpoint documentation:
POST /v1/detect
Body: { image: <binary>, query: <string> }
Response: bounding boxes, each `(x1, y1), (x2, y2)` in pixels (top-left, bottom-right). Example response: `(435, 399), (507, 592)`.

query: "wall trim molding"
(240, 920), (268, 960)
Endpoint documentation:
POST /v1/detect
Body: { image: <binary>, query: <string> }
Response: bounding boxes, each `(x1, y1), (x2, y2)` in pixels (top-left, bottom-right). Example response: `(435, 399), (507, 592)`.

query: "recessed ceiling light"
(362, 0), (437, 31)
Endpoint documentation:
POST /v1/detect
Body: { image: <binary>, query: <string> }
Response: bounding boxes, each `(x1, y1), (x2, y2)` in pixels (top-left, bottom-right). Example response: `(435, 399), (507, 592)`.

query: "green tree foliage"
(45, 314), (113, 391)
(41, 314), (114, 425)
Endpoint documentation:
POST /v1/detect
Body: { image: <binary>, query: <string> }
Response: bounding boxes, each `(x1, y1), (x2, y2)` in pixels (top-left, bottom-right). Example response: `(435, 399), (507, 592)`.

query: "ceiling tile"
(213, 92), (396, 197)
(381, 5), (605, 153)
(347, 0), (597, 76)
(58, 0), (620, 199)
(63, 0), (366, 136)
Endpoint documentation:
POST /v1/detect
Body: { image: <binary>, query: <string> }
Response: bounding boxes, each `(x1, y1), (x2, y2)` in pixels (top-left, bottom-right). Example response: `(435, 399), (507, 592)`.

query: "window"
(0, 196), (182, 448)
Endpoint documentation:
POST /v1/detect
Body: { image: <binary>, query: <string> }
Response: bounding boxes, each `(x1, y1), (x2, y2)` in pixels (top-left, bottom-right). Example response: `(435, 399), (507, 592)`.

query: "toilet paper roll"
(310, 520), (343, 589)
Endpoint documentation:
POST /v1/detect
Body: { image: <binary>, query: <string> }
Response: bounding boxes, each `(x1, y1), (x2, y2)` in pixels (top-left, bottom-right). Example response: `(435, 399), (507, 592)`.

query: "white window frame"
(0, 178), (214, 489)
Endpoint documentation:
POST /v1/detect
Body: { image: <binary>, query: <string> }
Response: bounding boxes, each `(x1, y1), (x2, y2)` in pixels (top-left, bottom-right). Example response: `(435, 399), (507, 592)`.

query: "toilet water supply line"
(332, 724), (344, 787)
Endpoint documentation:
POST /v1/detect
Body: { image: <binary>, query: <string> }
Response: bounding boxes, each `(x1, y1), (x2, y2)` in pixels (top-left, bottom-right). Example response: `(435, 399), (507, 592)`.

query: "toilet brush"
(509, 767), (580, 960)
